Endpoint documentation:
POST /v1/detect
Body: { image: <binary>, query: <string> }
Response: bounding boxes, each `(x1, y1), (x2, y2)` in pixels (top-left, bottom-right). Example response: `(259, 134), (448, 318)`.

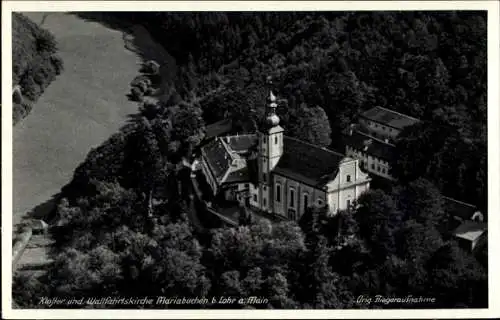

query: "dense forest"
(13, 11), (488, 309)
(12, 13), (63, 124)
(110, 11), (486, 211)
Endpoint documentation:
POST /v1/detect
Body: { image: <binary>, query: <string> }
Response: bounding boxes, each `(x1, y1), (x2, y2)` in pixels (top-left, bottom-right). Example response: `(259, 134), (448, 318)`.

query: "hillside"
(133, 11), (487, 210)
(12, 13), (64, 124)
(13, 11), (488, 310)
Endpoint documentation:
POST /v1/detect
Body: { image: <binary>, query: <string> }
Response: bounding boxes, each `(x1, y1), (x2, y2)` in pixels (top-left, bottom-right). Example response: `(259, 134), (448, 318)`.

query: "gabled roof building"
(199, 88), (371, 221)
(345, 106), (421, 180)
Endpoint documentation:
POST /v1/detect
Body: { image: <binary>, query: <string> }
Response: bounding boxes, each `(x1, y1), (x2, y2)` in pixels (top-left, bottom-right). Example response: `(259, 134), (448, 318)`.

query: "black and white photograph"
(2, 1), (499, 318)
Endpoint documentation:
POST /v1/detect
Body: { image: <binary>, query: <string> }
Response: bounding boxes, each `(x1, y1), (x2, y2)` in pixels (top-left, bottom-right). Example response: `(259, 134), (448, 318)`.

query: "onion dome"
(266, 113), (280, 127)
(265, 90), (279, 127)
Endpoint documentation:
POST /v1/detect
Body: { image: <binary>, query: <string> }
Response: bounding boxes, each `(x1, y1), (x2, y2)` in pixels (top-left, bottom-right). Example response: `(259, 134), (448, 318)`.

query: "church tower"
(257, 78), (284, 212)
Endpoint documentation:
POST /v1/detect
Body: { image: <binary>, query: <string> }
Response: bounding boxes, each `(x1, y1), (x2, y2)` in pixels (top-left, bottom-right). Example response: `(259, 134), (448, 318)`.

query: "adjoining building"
(345, 106), (421, 180)
(442, 196), (487, 252)
(199, 90), (371, 221)
(453, 220), (487, 253)
(357, 106), (420, 143)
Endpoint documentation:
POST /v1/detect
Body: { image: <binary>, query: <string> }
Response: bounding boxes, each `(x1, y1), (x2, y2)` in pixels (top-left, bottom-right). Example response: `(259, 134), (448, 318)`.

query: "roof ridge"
(443, 196), (477, 208)
(354, 130), (396, 147)
(371, 106), (421, 121)
(227, 133), (256, 139)
(284, 135), (345, 158)
(218, 137), (236, 160)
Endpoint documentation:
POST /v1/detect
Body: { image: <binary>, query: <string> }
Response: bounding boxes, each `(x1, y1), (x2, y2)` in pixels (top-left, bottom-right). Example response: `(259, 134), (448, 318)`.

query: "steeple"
(264, 76), (280, 129)
(255, 75), (285, 213)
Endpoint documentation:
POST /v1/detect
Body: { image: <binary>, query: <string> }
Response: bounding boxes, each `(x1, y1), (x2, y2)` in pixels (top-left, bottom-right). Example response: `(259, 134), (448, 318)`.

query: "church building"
(199, 89), (371, 221)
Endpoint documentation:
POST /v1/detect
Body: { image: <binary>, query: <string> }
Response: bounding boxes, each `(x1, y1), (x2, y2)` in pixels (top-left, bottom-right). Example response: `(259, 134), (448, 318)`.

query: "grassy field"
(13, 12), (175, 228)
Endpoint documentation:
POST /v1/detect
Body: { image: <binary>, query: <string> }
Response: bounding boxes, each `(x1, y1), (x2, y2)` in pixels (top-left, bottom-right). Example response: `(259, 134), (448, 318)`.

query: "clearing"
(12, 12), (176, 281)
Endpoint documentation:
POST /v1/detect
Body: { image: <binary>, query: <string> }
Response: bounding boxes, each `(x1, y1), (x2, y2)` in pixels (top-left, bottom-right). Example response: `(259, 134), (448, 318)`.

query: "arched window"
(289, 188), (295, 208)
(346, 174), (351, 182)
(276, 183), (282, 202)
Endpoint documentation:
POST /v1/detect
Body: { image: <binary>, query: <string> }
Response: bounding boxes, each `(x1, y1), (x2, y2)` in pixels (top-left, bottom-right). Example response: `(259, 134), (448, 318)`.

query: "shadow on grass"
(14, 193), (61, 237)
(68, 11), (134, 33)
(69, 12), (178, 106)
(17, 261), (54, 272)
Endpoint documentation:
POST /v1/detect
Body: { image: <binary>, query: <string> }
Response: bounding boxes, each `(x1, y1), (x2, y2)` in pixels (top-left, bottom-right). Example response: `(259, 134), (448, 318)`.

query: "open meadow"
(13, 12), (174, 228)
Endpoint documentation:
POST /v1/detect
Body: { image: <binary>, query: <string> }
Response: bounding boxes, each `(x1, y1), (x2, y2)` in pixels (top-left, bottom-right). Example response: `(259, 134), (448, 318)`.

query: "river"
(13, 12), (175, 228)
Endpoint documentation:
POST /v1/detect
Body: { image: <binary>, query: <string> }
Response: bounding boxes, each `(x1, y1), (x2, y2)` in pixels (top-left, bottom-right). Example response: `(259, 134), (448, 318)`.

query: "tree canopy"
(13, 11), (487, 310)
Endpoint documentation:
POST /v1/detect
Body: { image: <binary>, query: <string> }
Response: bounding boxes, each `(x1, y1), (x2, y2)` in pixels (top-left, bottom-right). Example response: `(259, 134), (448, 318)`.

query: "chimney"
(472, 211), (484, 222)
(363, 139), (372, 152)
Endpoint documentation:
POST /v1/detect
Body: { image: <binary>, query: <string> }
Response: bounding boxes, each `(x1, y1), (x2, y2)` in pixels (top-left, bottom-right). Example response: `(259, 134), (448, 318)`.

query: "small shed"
(453, 221), (487, 252)
(31, 219), (49, 235)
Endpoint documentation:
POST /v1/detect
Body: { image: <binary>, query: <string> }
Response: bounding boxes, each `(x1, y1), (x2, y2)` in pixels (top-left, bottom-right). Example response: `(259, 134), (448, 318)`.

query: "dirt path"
(13, 12), (176, 229)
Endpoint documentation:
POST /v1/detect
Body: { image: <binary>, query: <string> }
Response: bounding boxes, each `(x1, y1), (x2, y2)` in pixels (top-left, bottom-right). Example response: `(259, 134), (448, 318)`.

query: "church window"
(276, 184), (282, 202)
(289, 188), (295, 208)
(346, 174), (351, 182)
(303, 193), (309, 210)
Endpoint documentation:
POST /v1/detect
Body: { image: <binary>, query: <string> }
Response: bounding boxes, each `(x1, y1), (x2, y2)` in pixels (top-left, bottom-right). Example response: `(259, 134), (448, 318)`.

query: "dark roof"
(274, 136), (345, 187)
(224, 167), (250, 184)
(202, 135), (256, 186)
(204, 119), (233, 140)
(226, 134), (257, 152)
(346, 130), (395, 161)
(444, 197), (478, 221)
(202, 139), (231, 182)
(361, 106), (420, 130)
(453, 220), (487, 242)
